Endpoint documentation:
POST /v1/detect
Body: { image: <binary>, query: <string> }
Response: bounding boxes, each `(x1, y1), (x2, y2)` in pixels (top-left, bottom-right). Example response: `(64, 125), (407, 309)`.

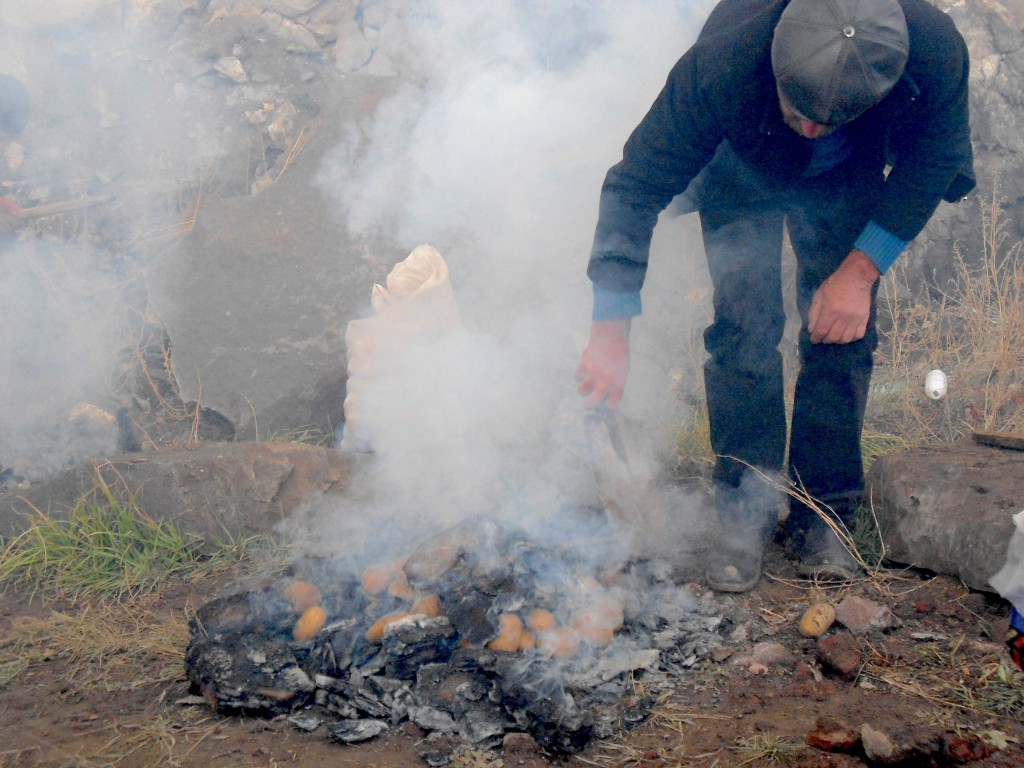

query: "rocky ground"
(2, 543), (1024, 768)
(2, 2), (1024, 767)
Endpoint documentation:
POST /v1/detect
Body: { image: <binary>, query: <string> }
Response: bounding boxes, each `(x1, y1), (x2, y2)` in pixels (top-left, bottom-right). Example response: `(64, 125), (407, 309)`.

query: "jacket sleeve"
(586, 51), (724, 296)
(871, 15), (974, 242)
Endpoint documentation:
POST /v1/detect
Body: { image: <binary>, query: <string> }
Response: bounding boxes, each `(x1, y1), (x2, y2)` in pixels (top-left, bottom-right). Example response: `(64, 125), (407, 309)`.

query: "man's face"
(777, 87), (837, 139)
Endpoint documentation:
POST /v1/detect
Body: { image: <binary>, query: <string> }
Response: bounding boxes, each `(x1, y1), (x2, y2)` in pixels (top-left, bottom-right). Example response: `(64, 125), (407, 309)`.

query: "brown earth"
(2, 536), (1024, 768)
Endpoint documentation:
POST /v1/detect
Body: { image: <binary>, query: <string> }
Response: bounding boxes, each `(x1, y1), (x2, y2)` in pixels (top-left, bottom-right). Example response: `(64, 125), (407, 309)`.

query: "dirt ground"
(2, 543), (1024, 768)
(2, 4), (1023, 767)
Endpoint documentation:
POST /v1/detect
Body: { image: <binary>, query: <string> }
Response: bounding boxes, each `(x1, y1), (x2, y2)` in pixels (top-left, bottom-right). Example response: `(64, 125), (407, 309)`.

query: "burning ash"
(186, 516), (724, 754)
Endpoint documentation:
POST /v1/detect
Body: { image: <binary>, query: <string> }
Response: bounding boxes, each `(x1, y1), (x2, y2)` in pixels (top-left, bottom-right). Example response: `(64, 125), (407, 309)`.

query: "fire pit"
(185, 515), (724, 754)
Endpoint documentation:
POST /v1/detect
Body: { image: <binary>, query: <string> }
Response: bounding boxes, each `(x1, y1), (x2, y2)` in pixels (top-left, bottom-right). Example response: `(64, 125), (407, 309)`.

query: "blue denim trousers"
(674, 141), (885, 536)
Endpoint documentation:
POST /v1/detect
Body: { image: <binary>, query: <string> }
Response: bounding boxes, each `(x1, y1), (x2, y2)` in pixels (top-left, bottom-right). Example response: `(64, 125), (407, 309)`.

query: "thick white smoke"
(314, 0), (716, 555)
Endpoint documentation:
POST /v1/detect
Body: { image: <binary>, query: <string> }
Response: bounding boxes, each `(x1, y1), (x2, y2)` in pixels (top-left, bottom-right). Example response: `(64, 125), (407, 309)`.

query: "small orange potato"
(365, 611), (411, 642)
(487, 613), (524, 652)
(387, 571), (416, 601)
(292, 605), (327, 642)
(283, 581), (322, 612)
(538, 626), (581, 658)
(571, 610), (616, 646)
(361, 562), (396, 595)
(595, 595), (625, 631)
(517, 629), (536, 651)
(526, 608), (557, 633)
(411, 594), (442, 618)
(799, 603), (836, 638)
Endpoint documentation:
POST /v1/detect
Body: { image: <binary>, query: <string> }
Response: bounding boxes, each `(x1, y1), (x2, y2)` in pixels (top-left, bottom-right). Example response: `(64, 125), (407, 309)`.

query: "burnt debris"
(185, 516), (723, 754)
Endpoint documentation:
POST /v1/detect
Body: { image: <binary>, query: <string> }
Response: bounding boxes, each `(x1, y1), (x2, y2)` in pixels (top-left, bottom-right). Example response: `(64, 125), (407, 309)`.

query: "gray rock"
(728, 641), (796, 671)
(861, 723), (914, 765)
(866, 441), (1024, 591)
(892, 0), (1024, 294)
(0, 441), (350, 549)
(834, 596), (898, 635)
(146, 88), (382, 440)
(250, 0), (323, 17)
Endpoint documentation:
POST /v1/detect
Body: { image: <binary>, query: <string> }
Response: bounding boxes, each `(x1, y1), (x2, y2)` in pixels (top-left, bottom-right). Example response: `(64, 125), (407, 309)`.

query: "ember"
(185, 516), (724, 754)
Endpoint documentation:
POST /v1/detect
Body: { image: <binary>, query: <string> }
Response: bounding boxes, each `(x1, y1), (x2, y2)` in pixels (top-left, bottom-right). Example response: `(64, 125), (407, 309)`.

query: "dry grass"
(865, 633), (1024, 722)
(733, 733), (809, 766)
(868, 188), (1024, 446)
(27, 714), (227, 768)
(0, 598), (190, 689)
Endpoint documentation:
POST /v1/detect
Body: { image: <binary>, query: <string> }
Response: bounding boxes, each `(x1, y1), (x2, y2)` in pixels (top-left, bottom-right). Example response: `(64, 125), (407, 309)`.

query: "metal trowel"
(583, 406), (662, 527)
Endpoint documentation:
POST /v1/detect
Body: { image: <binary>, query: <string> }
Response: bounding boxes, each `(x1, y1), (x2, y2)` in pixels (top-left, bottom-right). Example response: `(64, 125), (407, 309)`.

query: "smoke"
(0, 241), (124, 477)
(312, 0), (716, 555)
(0, 2), (245, 478)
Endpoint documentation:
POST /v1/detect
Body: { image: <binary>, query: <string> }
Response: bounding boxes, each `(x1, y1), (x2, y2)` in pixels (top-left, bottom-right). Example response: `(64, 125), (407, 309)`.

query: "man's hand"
(808, 249), (880, 344)
(575, 319), (630, 408)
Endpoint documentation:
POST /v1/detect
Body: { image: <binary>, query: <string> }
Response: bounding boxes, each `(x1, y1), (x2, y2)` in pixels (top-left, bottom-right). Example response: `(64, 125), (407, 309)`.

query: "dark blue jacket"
(588, 0), (975, 295)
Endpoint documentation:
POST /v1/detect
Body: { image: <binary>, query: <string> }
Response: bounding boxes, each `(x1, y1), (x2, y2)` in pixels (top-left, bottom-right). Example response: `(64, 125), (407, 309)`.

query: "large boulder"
(145, 75), (389, 440)
(0, 441), (351, 550)
(867, 440), (1024, 591)
(903, 0), (1024, 293)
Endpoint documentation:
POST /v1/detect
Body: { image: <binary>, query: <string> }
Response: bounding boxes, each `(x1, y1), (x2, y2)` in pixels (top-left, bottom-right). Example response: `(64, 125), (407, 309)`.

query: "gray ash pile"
(185, 516), (723, 755)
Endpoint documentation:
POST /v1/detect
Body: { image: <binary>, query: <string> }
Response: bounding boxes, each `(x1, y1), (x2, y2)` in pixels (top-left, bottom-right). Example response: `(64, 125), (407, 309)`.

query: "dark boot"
(705, 486), (778, 593)
(787, 493), (862, 582)
(796, 525), (860, 581)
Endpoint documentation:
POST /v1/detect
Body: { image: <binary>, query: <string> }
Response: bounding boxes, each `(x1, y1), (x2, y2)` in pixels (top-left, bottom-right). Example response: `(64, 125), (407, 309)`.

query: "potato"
(411, 594), (442, 618)
(571, 609), (616, 646)
(571, 593), (624, 646)
(387, 571), (415, 601)
(487, 614), (524, 652)
(799, 603), (836, 638)
(361, 563), (396, 595)
(538, 626), (581, 658)
(526, 608), (556, 633)
(365, 611), (412, 642)
(517, 630), (536, 651)
(283, 581), (322, 612)
(292, 605), (327, 642)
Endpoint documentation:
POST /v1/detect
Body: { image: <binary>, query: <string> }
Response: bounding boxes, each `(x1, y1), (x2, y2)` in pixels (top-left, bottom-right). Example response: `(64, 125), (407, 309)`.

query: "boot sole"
(705, 563), (761, 593)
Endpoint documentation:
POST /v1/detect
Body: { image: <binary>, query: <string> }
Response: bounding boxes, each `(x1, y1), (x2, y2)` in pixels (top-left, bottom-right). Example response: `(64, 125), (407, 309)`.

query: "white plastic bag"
(340, 244), (461, 452)
(990, 509), (1024, 613)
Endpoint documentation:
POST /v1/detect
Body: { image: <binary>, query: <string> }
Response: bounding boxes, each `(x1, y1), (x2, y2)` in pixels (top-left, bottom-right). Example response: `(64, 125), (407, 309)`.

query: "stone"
(867, 441), (1024, 591)
(807, 717), (860, 752)
(502, 731), (540, 756)
(860, 723), (913, 765)
(0, 442), (350, 549)
(816, 632), (862, 681)
(250, 0), (322, 18)
(898, 0), (1024, 295)
(834, 596), (898, 634)
(729, 642), (797, 671)
(146, 86), (383, 440)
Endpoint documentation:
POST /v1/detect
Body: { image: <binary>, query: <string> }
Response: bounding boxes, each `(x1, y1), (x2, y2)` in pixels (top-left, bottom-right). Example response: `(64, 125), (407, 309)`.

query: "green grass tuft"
(0, 475), (203, 599)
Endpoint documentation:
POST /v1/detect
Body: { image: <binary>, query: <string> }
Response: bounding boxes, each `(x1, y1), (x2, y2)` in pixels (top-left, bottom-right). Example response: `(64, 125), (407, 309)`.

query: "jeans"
(674, 141), (884, 538)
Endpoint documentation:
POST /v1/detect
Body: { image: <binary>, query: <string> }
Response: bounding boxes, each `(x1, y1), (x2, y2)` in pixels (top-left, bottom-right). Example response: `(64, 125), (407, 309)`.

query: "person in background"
(576, 0), (973, 592)
(0, 74), (29, 233)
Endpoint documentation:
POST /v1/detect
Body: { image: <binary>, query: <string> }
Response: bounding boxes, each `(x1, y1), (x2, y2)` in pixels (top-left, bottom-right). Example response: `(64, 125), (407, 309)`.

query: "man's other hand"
(575, 319), (630, 408)
(808, 250), (880, 344)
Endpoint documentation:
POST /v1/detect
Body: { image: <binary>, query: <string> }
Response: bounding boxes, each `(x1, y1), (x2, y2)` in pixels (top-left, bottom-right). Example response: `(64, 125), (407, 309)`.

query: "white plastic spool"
(925, 369), (947, 400)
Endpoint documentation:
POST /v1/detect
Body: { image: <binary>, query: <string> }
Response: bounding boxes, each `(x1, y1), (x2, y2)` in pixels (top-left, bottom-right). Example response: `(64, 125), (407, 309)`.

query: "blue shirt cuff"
(854, 221), (909, 275)
(592, 284), (642, 322)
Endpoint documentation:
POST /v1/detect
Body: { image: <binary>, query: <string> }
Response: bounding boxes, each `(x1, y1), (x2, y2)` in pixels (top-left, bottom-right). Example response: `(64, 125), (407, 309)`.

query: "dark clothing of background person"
(578, 0), (974, 589)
